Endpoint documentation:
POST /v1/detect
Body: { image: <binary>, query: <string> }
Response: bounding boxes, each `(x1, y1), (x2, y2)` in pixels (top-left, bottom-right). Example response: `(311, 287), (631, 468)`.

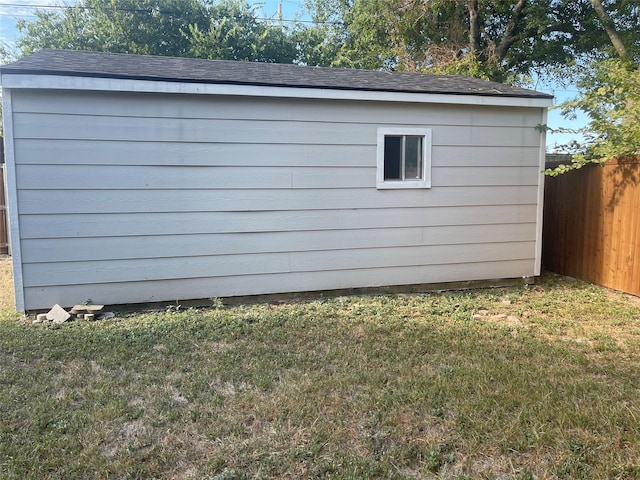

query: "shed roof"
(1, 49), (552, 100)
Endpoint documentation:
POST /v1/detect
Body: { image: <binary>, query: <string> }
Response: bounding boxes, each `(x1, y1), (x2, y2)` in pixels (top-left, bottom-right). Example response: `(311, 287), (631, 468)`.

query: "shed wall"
(11, 89), (543, 309)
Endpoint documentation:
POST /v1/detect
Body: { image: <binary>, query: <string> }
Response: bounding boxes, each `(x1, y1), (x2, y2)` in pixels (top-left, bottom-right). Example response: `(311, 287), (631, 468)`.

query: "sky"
(0, 0), (587, 149)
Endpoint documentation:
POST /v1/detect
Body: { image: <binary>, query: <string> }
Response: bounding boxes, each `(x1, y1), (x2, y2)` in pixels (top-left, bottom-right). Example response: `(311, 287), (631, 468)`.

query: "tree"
(588, 0), (632, 61)
(546, 0), (639, 173)
(187, 0), (297, 62)
(304, 0), (639, 83)
(545, 60), (640, 175)
(17, 0), (207, 57)
(550, 60), (639, 169)
(294, 0), (349, 67)
(0, 41), (18, 136)
(16, 0), (297, 63)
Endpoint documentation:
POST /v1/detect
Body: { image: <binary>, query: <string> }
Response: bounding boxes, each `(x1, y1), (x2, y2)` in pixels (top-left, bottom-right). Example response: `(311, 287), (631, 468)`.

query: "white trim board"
(1, 73), (554, 109)
(376, 127), (432, 189)
(1, 89), (26, 311)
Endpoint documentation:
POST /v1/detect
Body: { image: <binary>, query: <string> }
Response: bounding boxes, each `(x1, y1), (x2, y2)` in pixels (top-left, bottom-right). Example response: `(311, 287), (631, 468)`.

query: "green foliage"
(294, 0), (349, 67)
(293, 24), (341, 67)
(303, 0), (639, 83)
(16, 0), (297, 63)
(545, 59), (640, 175)
(331, 0), (396, 70)
(187, 0), (297, 62)
(0, 40), (18, 136)
(569, 60), (640, 160)
(17, 0), (207, 57)
(426, 52), (496, 81)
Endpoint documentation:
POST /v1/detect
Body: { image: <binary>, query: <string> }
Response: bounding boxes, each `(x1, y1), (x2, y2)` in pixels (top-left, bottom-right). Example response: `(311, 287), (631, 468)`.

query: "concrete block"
(70, 304), (105, 314)
(46, 304), (71, 323)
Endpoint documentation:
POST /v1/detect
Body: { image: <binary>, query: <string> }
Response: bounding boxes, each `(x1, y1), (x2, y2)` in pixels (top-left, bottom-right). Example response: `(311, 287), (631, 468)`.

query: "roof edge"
(0, 66), (554, 100)
(1, 49), (555, 100)
(1, 73), (555, 108)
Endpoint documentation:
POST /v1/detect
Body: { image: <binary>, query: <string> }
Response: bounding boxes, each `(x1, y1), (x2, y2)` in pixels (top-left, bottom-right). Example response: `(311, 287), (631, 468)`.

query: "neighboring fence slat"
(1, 136), (9, 255)
(543, 159), (640, 296)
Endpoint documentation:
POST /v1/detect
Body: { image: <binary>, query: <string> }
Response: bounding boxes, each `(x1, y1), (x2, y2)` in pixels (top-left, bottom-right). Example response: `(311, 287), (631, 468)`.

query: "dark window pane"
(404, 136), (423, 180)
(384, 136), (402, 180)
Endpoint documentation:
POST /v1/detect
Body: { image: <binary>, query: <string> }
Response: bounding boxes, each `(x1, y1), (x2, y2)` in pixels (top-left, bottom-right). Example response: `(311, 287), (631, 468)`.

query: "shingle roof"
(1, 49), (553, 99)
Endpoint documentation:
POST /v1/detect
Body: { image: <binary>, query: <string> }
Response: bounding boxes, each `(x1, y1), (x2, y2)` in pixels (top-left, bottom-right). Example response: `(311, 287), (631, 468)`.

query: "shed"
(0, 49), (553, 311)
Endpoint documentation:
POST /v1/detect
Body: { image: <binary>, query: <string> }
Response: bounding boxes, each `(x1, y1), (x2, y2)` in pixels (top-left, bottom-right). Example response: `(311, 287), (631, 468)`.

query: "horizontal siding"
(23, 259), (535, 310)
(21, 224), (537, 263)
(13, 112), (542, 147)
(12, 90), (542, 127)
(432, 146), (539, 167)
(19, 205), (538, 239)
(11, 88), (544, 309)
(23, 241), (535, 287)
(16, 165), (372, 190)
(15, 140), (375, 167)
(15, 165), (540, 191)
(15, 139), (540, 167)
(17, 186), (538, 214)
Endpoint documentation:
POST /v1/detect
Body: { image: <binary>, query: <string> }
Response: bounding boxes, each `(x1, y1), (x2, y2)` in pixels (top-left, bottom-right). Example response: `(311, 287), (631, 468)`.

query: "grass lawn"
(1, 256), (640, 479)
(0, 256), (14, 312)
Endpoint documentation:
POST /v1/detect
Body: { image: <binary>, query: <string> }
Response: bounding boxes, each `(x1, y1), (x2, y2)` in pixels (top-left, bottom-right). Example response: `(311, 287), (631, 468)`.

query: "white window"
(376, 128), (432, 189)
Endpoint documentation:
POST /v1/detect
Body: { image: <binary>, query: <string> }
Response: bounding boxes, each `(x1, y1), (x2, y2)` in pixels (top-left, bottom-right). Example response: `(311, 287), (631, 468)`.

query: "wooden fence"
(543, 158), (640, 296)
(0, 136), (8, 256)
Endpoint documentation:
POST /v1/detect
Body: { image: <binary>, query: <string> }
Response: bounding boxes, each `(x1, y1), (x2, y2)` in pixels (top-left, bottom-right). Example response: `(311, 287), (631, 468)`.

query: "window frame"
(376, 127), (432, 189)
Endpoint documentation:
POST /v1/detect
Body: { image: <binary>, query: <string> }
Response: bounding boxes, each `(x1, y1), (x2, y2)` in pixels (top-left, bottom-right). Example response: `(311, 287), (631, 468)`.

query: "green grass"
(0, 256), (14, 313)
(1, 259), (640, 478)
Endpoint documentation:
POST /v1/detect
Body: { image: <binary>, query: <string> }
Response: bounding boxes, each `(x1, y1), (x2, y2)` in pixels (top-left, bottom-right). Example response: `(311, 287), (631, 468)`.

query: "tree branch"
(495, 0), (527, 61)
(589, 0), (629, 60)
(468, 0), (480, 53)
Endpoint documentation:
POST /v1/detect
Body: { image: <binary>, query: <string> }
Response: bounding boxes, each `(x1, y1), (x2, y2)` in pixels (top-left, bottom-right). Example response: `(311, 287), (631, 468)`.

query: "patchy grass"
(0, 256), (15, 313)
(1, 271), (640, 478)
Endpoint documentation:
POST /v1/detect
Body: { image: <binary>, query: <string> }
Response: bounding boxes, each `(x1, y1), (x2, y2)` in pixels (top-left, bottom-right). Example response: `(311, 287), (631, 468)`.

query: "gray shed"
(0, 50), (553, 311)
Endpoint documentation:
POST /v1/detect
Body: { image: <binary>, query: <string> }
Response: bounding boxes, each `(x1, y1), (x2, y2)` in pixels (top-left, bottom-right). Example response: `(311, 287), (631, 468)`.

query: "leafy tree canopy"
(303, 0), (639, 83)
(546, 59), (640, 174)
(545, 0), (639, 172)
(16, 0), (298, 63)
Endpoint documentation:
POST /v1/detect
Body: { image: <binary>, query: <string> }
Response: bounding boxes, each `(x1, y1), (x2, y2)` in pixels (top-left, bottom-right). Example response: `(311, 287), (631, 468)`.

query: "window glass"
(384, 136), (402, 180)
(376, 128), (431, 189)
(404, 136), (423, 180)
